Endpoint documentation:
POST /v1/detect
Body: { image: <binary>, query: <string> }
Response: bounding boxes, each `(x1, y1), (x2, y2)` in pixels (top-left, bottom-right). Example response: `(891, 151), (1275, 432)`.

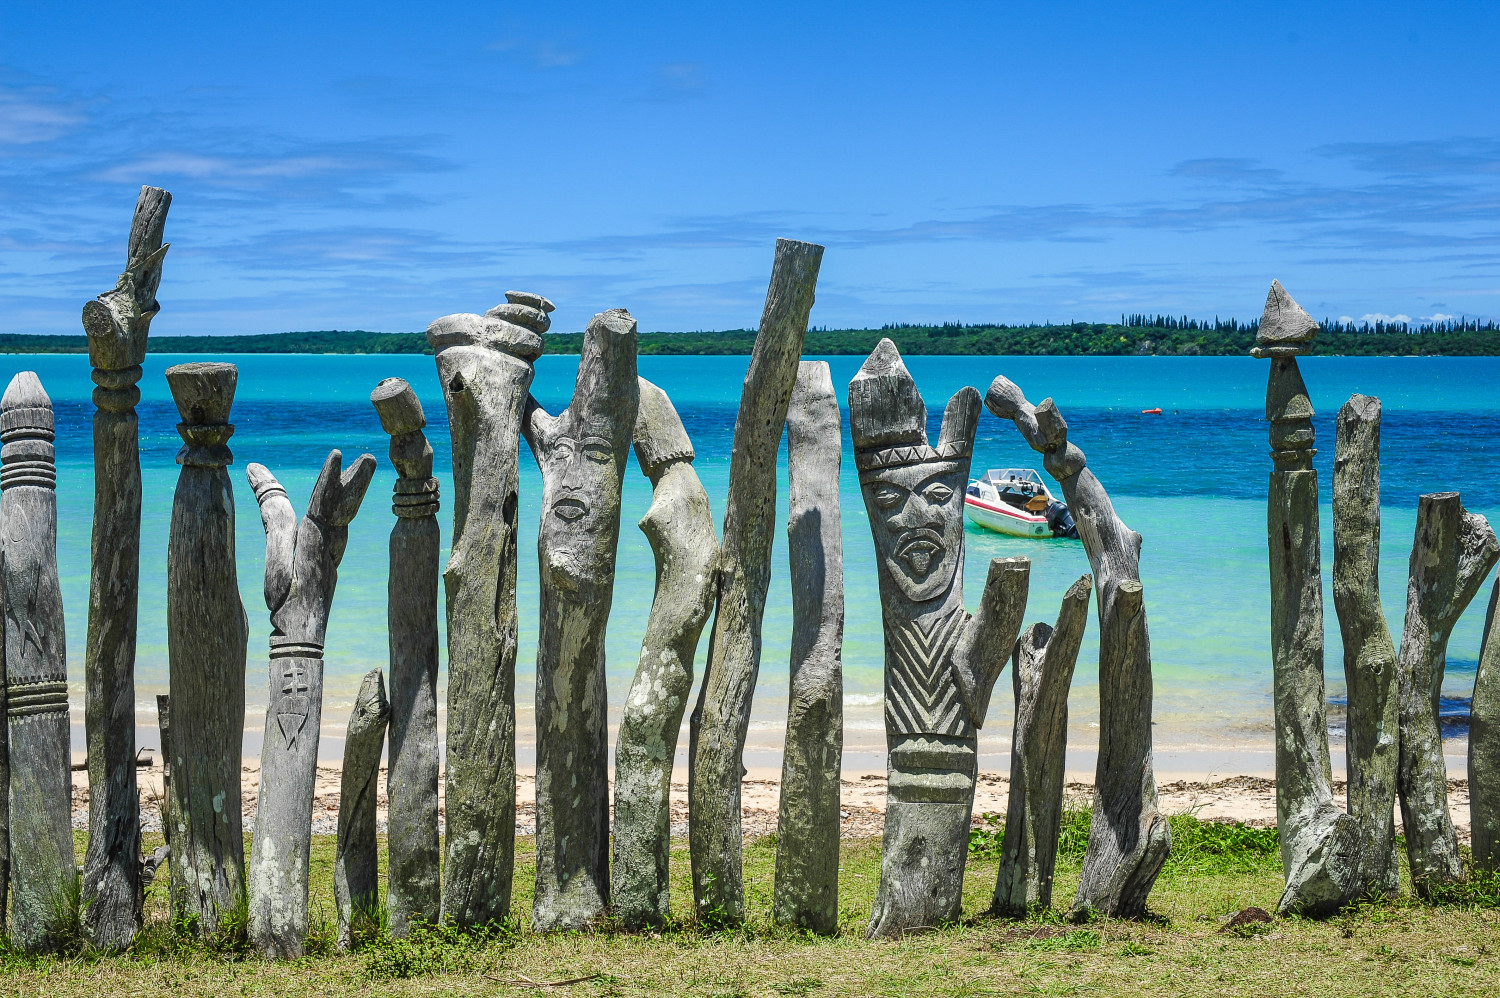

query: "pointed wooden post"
(429, 293), (547, 926)
(611, 379), (718, 928)
(985, 373), (1169, 919)
(371, 377), (442, 934)
(79, 184), (170, 949)
(1472, 580), (1500, 872)
(690, 238), (824, 924)
(850, 340), (1030, 938)
(772, 361), (845, 935)
(164, 362), (249, 937)
(335, 669), (390, 949)
(2, 373), (74, 953)
(246, 450), (376, 957)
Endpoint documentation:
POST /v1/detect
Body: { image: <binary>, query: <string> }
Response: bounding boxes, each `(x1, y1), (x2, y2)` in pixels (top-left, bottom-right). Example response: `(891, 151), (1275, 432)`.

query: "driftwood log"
(690, 238), (824, 923)
(370, 377), (442, 934)
(523, 309), (639, 931)
(772, 361), (845, 934)
(985, 373), (1170, 919)
(79, 184), (170, 949)
(1473, 580), (1500, 872)
(993, 575), (1093, 916)
(2, 373), (74, 953)
(164, 362), (249, 936)
(335, 669), (390, 949)
(610, 379), (718, 927)
(1254, 285), (1360, 915)
(851, 340), (1030, 938)
(429, 292), (547, 925)
(1332, 394), (1401, 896)
(246, 450), (376, 958)
(1396, 491), (1498, 894)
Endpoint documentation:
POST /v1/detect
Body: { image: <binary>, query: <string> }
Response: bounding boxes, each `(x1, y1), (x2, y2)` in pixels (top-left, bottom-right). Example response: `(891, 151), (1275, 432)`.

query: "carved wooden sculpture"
(335, 668), (390, 949)
(851, 340), (1031, 938)
(1395, 491), (1497, 894)
(246, 449), (376, 958)
(429, 292), (548, 925)
(690, 238), (823, 923)
(523, 309), (639, 931)
(1473, 581), (1500, 872)
(611, 379), (718, 928)
(164, 362), (248, 936)
(993, 575), (1092, 917)
(1332, 394), (1401, 896)
(370, 377), (442, 934)
(772, 361), (845, 934)
(2, 372), (73, 953)
(1250, 282), (1361, 915)
(985, 372), (1169, 919)
(79, 184), (170, 949)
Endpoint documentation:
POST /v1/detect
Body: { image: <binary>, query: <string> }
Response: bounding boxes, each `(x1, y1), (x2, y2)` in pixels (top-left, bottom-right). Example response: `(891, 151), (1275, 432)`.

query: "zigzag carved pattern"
(884, 603), (970, 737)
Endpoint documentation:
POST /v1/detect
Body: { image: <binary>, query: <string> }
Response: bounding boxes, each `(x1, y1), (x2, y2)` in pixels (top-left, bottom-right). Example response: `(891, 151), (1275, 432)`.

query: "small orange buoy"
(1141, 407), (1163, 415)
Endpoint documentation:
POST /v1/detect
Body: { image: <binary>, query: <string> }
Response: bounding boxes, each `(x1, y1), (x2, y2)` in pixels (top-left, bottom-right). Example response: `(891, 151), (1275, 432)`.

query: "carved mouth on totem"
(895, 530), (944, 577)
(552, 496), (588, 522)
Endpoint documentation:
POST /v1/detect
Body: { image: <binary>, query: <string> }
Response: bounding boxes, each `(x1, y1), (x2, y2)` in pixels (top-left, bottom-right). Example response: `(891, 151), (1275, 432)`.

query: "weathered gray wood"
(79, 184), (170, 949)
(523, 309), (639, 931)
(429, 293), (548, 926)
(1472, 579), (1500, 872)
(610, 378), (718, 928)
(145, 694), (172, 891)
(1332, 393), (1401, 896)
(165, 362), (248, 937)
(772, 361), (845, 935)
(1396, 491), (1498, 894)
(690, 238), (824, 923)
(985, 374), (1170, 919)
(370, 377), (441, 935)
(2, 373), (74, 953)
(993, 575), (1092, 917)
(335, 668), (390, 950)
(850, 340), (1031, 938)
(246, 450), (376, 958)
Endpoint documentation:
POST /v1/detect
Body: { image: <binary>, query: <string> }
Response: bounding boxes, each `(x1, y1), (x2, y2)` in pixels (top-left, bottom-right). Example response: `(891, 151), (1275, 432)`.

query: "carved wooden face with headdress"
(849, 339), (979, 607)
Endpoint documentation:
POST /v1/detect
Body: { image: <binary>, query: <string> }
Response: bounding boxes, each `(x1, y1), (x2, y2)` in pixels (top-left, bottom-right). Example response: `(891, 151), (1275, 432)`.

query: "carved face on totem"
(538, 425), (624, 590)
(861, 459), (967, 603)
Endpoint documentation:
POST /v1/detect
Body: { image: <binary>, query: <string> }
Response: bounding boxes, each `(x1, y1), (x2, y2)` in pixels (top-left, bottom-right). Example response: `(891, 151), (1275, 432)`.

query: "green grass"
(1, 817), (1497, 996)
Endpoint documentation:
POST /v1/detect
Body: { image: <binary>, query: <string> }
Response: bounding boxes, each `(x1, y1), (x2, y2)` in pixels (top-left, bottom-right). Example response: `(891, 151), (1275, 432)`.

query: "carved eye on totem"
(553, 497), (587, 521)
(582, 440), (613, 465)
(923, 482), (954, 504)
(873, 484), (905, 510)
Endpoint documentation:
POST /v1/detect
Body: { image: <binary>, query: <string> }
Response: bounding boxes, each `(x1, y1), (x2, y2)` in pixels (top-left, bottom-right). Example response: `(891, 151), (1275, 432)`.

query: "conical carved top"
(427, 290), (551, 360)
(1254, 280), (1317, 356)
(633, 377), (694, 478)
(2, 370), (52, 416)
(849, 338), (927, 452)
(1, 371), (56, 488)
(166, 362), (238, 425)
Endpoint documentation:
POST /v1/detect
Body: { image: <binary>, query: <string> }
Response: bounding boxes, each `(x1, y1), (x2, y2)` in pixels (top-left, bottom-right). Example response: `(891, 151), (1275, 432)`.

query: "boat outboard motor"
(1044, 500), (1080, 539)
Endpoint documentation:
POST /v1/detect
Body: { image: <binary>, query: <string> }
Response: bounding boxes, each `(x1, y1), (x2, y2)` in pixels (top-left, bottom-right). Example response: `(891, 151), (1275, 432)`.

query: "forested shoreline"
(3, 315), (1498, 356)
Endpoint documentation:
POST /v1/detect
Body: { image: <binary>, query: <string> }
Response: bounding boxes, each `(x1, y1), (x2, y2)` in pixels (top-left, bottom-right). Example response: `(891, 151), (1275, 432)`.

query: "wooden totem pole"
(2, 372), (74, 953)
(245, 450), (375, 957)
(849, 339), (1030, 938)
(164, 361), (248, 937)
(428, 292), (547, 925)
(335, 668), (390, 949)
(371, 377), (442, 933)
(79, 184), (171, 948)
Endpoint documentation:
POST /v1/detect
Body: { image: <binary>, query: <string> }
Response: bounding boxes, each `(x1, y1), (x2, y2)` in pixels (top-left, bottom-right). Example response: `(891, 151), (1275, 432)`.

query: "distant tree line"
(1, 316), (1498, 356)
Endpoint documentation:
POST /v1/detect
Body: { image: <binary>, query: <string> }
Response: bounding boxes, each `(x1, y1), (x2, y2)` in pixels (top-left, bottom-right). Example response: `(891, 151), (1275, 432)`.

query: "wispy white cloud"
(646, 62), (707, 103)
(487, 38), (583, 69)
(0, 83), (83, 145)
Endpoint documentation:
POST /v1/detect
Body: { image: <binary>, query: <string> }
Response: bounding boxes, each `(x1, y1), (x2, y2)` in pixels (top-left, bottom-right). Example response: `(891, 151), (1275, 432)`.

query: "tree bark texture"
(1472, 580), (1500, 872)
(245, 450), (375, 957)
(428, 292), (548, 926)
(850, 339), (1031, 938)
(370, 377), (442, 934)
(772, 361), (845, 935)
(993, 575), (1092, 917)
(610, 378), (718, 928)
(335, 668), (390, 949)
(164, 362), (249, 937)
(79, 184), (170, 949)
(1332, 393), (1401, 896)
(149, 694), (171, 889)
(690, 238), (824, 923)
(1396, 491), (1498, 894)
(2, 373), (74, 953)
(985, 374), (1170, 919)
(523, 309), (638, 931)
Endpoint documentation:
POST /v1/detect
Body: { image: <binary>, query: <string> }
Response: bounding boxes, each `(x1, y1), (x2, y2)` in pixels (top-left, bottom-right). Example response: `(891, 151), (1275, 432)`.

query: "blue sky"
(3, 2), (1499, 335)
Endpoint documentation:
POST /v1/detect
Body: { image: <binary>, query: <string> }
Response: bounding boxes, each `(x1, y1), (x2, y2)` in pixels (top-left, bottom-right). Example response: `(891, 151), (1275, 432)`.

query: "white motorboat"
(964, 468), (1079, 539)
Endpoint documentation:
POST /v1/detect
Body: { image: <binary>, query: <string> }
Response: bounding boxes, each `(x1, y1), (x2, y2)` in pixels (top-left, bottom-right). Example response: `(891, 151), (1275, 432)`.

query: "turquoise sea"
(18, 353), (1500, 776)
